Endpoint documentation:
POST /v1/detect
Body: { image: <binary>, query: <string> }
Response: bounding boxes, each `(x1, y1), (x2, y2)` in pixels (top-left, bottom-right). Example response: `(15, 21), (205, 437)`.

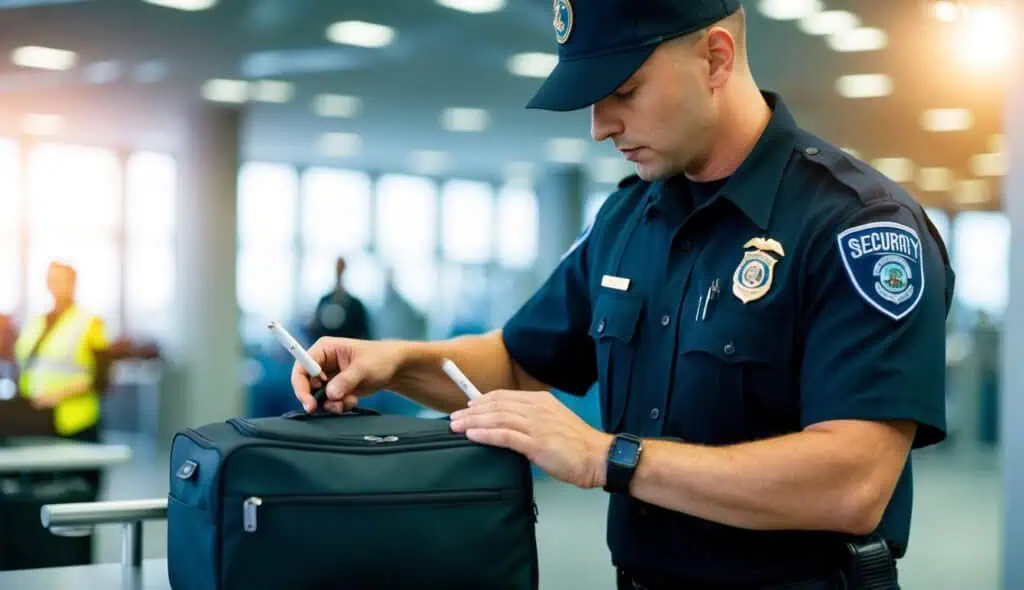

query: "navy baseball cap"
(527, 0), (743, 112)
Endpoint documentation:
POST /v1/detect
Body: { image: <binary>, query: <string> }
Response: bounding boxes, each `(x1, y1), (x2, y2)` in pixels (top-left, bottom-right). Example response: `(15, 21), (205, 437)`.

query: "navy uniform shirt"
(502, 92), (954, 585)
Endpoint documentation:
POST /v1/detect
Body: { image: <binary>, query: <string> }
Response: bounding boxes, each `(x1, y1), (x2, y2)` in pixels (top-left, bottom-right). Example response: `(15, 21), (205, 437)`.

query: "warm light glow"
(23, 114), (63, 136)
(757, 0), (821, 21)
(871, 158), (915, 183)
(956, 4), (1013, 70)
(836, 74), (893, 98)
(326, 21), (396, 48)
(828, 27), (888, 52)
(920, 108), (973, 132)
(970, 152), (1007, 177)
(917, 167), (955, 192)
(799, 10), (859, 36)
(954, 179), (991, 204)
(932, 1), (961, 23)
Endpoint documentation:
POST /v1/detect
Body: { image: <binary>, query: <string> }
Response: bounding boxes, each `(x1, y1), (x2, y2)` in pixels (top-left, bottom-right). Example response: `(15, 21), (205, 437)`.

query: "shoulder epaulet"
(617, 174), (641, 190)
(797, 144), (896, 211)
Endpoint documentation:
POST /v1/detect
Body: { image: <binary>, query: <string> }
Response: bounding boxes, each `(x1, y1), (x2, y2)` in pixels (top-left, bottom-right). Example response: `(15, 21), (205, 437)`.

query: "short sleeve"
(800, 203), (949, 449)
(502, 228), (597, 396)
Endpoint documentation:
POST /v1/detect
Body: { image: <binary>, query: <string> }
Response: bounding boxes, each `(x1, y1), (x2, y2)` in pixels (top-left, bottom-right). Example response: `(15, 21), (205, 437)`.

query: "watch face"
(610, 438), (640, 466)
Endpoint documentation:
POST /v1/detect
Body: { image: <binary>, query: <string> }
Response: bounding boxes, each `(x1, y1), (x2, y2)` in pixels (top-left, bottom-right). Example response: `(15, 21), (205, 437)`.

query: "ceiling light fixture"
(250, 80), (294, 103)
(835, 74), (893, 98)
(828, 27), (888, 52)
(23, 113), (63, 136)
(970, 152), (1007, 177)
(326, 21), (396, 48)
(956, 4), (1013, 71)
(409, 150), (451, 176)
(318, 132), (362, 158)
(799, 10), (859, 36)
(143, 0), (217, 11)
(435, 0), (505, 14)
(547, 138), (588, 164)
(11, 45), (77, 71)
(201, 78), (249, 103)
(871, 157), (915, 183)
(920, 108), (973, 132)
(441, 107), (489, 132)
(507, 52), (558, 78)
(954, 179), (990, 205)
(917, 167), (954, 192)
(314, 94), (361, 118)
(757, 0), (822, 21)
(930, 1), (961, 23)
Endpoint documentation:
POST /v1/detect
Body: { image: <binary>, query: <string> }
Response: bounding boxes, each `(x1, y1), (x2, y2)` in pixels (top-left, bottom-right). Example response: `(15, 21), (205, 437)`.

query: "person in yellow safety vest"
(14, 262), (112, 489)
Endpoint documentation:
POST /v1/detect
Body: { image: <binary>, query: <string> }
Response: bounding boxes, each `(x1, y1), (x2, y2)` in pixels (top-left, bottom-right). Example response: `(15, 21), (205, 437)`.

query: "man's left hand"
(449, 390), (612, 489)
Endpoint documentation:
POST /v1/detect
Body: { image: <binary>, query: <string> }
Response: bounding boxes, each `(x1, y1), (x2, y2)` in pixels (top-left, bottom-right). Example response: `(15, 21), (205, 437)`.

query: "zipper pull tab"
(243, 496), (262, 533)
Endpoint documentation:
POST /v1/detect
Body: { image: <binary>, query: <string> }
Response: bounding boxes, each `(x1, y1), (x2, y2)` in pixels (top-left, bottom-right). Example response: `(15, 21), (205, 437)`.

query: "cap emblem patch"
(554, 0), (574, 45)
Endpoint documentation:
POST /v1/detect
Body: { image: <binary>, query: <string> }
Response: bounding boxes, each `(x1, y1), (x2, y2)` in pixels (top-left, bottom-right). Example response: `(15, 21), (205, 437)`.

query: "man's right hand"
(290, 337), (405, 414)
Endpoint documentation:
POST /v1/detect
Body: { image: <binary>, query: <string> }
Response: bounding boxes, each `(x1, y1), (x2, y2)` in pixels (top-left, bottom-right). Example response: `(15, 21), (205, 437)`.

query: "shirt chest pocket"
(671, 313), (798, 444)
(589, 293), (644, 433)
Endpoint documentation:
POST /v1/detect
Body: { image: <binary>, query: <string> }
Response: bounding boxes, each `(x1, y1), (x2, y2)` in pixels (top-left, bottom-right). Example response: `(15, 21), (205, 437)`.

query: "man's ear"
(704, 27), (737, 89)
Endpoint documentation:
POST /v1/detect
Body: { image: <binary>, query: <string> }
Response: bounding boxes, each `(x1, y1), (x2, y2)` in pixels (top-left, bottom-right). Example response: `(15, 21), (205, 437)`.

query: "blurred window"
(376, 174), (437, 264)
(953, 212), (1009, 316)
(26, 144), (121, 331)
(0, 139), (20, 314)
(300, 168), (371, 254)
(237, 163), (299, 333)
(441, 179), (494, 264)
(584, 192), (609, 229)
(124, 152), (177, 340)
(925, 208), (951, 247)
(392, 260), (437, 314)
(496, 186), (538, 269)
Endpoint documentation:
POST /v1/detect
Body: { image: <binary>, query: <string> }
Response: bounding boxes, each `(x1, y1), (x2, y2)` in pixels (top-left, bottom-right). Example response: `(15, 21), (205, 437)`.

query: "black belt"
(616, 568), (846, 590)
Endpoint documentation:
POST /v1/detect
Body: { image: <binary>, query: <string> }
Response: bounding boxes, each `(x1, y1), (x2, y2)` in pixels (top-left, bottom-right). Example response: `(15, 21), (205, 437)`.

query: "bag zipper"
(226, 417), (468, 449)
(241, 489), (513, 533)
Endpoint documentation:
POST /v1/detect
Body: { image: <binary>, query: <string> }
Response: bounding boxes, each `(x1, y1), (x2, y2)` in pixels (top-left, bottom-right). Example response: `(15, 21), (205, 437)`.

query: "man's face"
(590, 38), (719, 181)
(47, 266), (75, 301)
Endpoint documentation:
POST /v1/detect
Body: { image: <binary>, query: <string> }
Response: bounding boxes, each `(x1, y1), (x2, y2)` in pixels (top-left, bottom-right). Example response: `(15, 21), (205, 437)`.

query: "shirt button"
(805, 147), (820, 156)
(597, 319), (606, 334)
(650, 408), (660, 420)
(723, 342), (736, 356)
(660, 315), (671, 327)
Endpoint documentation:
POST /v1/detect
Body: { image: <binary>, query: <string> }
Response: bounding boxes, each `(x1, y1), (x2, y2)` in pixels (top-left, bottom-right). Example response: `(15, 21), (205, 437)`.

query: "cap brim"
(526, 44), (658, 112)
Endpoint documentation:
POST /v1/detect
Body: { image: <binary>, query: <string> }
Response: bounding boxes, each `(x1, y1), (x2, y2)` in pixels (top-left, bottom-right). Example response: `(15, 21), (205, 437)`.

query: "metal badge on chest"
(732, 238), (785, 304)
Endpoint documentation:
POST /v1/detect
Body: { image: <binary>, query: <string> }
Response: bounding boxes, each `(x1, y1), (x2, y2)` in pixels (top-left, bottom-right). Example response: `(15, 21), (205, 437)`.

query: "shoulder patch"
(837, 221), (924, 321)
(618, 174), (641, 189)
(560, 223), (592, 262)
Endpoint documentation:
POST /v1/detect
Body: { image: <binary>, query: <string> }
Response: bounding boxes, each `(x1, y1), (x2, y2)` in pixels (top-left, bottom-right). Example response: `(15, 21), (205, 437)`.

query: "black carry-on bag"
(167, 407), (539, 590)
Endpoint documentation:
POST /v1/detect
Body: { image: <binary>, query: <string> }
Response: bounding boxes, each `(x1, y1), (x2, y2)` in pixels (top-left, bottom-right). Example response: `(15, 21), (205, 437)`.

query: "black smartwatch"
(603, 433), (643, 495)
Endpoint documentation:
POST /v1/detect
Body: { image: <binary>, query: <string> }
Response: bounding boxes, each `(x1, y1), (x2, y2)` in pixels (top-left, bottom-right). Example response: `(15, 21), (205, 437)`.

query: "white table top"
(0, 438), (132, 473)
(0, 559), (169, 590)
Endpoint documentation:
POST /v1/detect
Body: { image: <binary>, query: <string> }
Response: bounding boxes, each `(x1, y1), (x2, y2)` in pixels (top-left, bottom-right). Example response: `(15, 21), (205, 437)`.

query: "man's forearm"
(389, 330), (538, 414)
(606, 423), (911, 535)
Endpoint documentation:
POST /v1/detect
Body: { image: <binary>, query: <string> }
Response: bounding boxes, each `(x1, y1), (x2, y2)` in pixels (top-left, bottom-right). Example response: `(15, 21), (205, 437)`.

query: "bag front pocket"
(221, 489), (536, 590)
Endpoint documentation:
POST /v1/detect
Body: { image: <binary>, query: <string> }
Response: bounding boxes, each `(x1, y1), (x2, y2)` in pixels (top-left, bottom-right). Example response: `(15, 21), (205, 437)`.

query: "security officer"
(14, 261), (111, 492)
(293, 1), (954, 588)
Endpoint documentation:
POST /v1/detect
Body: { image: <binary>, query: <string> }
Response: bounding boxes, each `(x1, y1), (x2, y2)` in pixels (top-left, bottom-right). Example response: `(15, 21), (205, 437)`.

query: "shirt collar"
(646, 91), (798, 230)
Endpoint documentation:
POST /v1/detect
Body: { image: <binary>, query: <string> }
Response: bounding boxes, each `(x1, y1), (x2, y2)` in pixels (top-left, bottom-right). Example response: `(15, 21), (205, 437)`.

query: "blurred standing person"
(14, 261), (112, 493)
(308, 256), (372, 342)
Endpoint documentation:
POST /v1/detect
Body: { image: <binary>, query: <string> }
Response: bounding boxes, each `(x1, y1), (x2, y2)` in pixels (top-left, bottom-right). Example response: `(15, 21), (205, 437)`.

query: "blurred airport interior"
(0, 0), (1020, 588)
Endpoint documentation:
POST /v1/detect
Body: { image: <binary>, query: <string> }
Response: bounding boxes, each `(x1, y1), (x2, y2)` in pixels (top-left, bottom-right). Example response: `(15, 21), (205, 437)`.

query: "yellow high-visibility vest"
(14, 306), (102, 436)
